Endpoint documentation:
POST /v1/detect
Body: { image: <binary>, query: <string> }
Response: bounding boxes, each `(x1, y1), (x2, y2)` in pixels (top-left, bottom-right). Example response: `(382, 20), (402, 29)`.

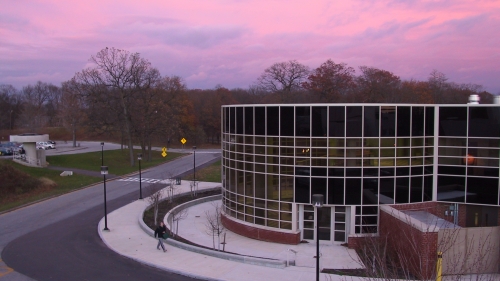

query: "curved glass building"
(221, 104), (500, 244)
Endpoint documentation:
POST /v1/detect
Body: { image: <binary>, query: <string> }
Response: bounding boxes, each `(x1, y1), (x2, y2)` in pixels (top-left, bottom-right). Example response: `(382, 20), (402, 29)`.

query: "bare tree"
(162, 172), (180, 203)
(146, 184), (164, 225)
(60, 80), (87, 147)
(19, 81), (59, 130)
(190, 179), (199, 197)
(204, 202), (225, 251)
(170, 207), (188, 237)
(0, 84), (21, 130)
(256, 60), (309, 103)
(344, 208), (499, 281)
(72, 47), (161, 166)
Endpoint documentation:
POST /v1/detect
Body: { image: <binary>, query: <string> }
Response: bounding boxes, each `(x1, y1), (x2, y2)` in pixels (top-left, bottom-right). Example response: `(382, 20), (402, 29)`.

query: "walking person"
(154, 221), (168, 252)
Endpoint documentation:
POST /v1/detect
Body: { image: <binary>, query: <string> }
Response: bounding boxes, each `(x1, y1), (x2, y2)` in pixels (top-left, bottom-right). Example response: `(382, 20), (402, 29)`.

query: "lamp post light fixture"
(138, 153), (143, 199)
(101, 142), (104, 166)
(312, 194), (324, 281)
(193, 146), (197, 181)
(101, 166), (109, 231)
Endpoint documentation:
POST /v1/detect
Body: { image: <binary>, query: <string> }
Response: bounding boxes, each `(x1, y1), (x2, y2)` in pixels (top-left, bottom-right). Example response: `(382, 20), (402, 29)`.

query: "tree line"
(1, 48), (496, 165)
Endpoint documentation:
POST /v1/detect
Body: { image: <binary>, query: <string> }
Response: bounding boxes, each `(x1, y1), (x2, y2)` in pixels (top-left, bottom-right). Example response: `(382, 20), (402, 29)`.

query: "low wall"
(139, 189), (287, 268)
(440, 226), (500, 274)
(221, 214), (301, 245)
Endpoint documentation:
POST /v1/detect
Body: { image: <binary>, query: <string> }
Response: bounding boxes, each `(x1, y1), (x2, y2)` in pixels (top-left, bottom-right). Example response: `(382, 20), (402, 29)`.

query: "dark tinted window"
(425, 107), (434, 136)
(255, 107), (265, 135)
(364, 106), (379, 137)
(379, 178), (394, 204)
(346, 168), (361, 177)
(346, 107), (362, 137)
(236, 107), (243, 134)
(229, 107), (235, 133)
(312, 168), (327, 176)
(244, 107), (253, 135)
(380, 168), (394, 177)
(267, 107), (279, 136)
(345, 178), (361, 204)
(466, 177), (498, 205)
(295, 177), (310, 203)
(395, 177), (409, 203)
(437, 176), (465, 202)
(469, 107), (500, 137)
(412, 107), (425, 136)
(224, 108), (229, 133)
(328, 178), (344, 204)
(380, 107), (395, 137)
(280, 107), (294, 136)
(296, 107), (310, 137)
(328, 168), (344, 177)
(311, 178), (327, 202)
(329, 106), (345, 137)
(423, 176), (433, 201)
(410, 177), (423, 202)
(362, 178), (378, 205)
(438, 166), (465, 175)
(397, 106), (411, 137)
(439, 107), (467, 136)
(312, 106), (327, 137)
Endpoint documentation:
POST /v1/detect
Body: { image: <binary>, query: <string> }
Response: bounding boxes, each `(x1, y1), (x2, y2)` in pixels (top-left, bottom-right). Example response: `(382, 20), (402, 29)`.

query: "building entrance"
(301, 205), (348, 243)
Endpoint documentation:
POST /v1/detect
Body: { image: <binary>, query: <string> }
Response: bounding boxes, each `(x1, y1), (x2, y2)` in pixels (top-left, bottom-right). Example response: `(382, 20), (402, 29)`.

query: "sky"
(1, 0), (499, 93)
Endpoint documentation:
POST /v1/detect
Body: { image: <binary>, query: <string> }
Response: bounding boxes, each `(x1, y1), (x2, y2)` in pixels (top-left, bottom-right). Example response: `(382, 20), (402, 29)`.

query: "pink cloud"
(0, 0), (499, 93)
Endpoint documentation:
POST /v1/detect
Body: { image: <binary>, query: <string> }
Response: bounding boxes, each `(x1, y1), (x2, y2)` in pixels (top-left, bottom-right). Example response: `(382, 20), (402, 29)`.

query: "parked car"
(48, 140), (56, 145)
(2, 142), (21, 152)
(0, 146), (13, 156)
(36, 142), (55, 150)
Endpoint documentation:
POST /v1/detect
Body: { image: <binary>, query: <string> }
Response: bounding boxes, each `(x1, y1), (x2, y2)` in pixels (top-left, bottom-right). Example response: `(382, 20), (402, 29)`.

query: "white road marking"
(118, 177), (170, 184)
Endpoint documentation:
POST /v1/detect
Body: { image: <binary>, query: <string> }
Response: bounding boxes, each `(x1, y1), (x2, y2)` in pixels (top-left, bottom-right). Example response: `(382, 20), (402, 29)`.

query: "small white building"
(10, 133), (48, 167)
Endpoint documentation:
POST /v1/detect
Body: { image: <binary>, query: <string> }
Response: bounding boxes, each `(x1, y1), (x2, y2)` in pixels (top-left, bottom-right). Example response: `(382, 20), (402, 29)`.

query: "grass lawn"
(0, 160), (102, 212)
(0, 149), (185, 213)
(182, 160), (221, 182)
(47, 149), (184, 175)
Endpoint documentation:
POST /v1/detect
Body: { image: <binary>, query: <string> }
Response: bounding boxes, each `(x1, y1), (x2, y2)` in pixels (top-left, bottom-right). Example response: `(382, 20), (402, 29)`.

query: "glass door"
(302, 205), (332, 242)
(318, 207), (331, 241)
(333, 206), (346, 242)
(303, 205), (315, 240)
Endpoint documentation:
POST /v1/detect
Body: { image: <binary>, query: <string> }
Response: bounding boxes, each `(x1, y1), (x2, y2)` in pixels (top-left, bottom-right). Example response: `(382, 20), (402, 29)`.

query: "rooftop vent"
(494, 95), (500, 104)
(468, 94), (480, 104)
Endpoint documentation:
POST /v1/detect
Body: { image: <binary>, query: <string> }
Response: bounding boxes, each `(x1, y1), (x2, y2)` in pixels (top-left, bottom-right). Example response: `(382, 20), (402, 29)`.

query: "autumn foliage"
(1, 52), (496, 149)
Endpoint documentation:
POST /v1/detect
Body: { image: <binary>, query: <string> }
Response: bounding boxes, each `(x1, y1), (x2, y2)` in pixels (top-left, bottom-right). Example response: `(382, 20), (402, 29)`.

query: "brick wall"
(391, 202), (467, 227)
(379, 208), (438, 279)
(347, 236), (365, 249)
(221, 214), (301, 244)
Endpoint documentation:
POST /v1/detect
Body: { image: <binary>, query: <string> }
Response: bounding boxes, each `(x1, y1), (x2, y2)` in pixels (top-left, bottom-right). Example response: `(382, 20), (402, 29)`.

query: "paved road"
(0, 144), (220, 280)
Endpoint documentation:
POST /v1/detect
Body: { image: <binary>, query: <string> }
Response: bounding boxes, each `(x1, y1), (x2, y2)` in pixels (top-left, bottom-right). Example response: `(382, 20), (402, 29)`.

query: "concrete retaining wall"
(139, 188), (287, 268)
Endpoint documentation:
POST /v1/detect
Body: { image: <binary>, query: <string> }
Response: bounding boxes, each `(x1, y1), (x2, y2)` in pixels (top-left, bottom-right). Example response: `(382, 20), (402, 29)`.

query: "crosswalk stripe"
(118, 177), (166, 183)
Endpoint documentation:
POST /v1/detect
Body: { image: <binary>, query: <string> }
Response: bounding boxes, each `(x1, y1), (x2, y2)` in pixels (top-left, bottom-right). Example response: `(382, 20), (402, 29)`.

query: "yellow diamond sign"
(161, 147), (167, 157)
(181, 138), (187, 145)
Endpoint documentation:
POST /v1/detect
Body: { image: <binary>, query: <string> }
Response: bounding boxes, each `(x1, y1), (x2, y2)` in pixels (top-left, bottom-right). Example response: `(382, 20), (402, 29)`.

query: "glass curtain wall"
(222, 105), (438, 234)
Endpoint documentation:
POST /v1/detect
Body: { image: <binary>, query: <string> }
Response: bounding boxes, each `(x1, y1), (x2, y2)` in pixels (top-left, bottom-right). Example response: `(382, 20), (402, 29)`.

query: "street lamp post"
(138, 153), (142, 199)
(101, 166), (109, 231)
(193, 146), (196, 181)
(101, 142), (104, 166)
(9, 110), (13, 130)
(312, 194), (324, 281)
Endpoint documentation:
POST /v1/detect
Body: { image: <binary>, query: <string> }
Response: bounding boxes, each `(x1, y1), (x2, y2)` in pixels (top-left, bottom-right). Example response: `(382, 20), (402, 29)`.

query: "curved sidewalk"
(98, 181), (364, 281)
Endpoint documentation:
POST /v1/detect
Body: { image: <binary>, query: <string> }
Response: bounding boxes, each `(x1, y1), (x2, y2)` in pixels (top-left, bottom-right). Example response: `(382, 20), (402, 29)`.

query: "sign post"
(181, 138), (187, 150)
